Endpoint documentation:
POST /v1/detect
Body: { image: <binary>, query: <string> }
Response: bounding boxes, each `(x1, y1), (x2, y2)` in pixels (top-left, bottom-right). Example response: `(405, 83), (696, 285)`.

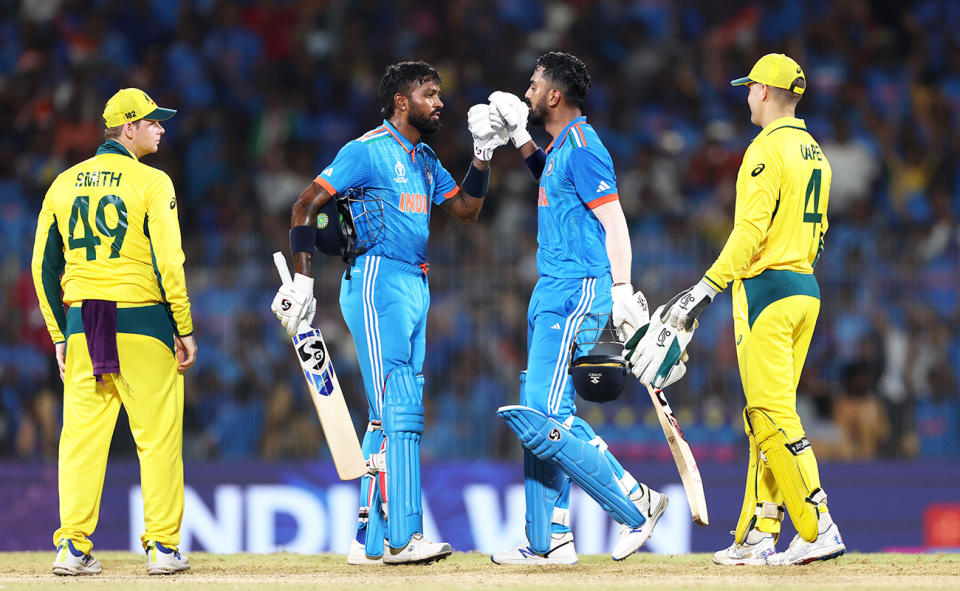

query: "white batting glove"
(270, 273), (317, 337)
(661, 279), (718, 331)
(623, 305), (694, 389)
(488, 91), (532, 148)
(468, 103), (509, 161)
(611, 284), (650, 339)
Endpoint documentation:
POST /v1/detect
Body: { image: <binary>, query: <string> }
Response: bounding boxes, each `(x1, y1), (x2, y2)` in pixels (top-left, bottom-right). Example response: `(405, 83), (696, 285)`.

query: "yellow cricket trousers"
(731, 270), (827, 541)
(53, 304), (184, 554)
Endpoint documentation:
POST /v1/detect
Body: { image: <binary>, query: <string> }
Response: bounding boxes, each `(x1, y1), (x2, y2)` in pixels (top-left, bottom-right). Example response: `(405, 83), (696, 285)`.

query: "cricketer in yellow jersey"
(32, 88), (196, 576)
(627, 54), (846, 566)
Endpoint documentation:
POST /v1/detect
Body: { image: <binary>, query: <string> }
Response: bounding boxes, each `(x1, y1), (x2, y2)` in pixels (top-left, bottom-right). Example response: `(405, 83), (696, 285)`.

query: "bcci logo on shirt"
(393, 161), (408, 184)
(545, 159), (555, 176)
(426, 169), (433, 186)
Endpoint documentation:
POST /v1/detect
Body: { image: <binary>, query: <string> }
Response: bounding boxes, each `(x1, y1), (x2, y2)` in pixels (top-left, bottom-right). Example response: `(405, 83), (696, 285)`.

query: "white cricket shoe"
(145, 540), (190, 575)
(713, 530), (776, 565)
(612, 485), (669, 560)
(490, 531), (578, 565)
(382, 533), (452, 565)
(52, 538), (102, 576)
(347, 538), (384, 565)
(766, 518), (846, 566)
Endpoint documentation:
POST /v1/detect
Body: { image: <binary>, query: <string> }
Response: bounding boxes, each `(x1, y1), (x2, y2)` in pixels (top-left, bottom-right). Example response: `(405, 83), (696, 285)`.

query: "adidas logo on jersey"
(596, 181), (611, 193)
(551, 323), (561, 330)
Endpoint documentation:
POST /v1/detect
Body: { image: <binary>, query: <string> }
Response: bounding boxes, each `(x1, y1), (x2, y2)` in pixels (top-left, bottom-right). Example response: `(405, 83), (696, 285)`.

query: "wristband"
(461, 163), (490, 198)
(289, 225), (317, 255)
(525, 148), (546, 179)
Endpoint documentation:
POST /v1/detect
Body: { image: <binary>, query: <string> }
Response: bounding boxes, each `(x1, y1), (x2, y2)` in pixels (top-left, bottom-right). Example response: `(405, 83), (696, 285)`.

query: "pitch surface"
(1, 552), (958, 590)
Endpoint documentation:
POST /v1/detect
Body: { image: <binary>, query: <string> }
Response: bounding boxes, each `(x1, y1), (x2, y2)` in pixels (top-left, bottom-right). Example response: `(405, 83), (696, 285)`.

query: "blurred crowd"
(1, 0), (958, 462)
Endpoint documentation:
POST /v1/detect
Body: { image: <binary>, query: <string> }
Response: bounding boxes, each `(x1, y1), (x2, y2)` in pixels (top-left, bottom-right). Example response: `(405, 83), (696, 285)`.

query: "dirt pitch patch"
(0, 552), (957, 591)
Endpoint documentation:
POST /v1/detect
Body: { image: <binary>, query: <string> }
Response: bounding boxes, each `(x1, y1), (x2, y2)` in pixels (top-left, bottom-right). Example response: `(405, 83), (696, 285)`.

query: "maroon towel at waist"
(81, 300), (120, 383)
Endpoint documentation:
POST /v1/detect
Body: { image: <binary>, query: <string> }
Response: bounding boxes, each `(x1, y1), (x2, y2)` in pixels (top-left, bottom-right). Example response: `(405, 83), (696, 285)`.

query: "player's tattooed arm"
(290, 181), (335, 276)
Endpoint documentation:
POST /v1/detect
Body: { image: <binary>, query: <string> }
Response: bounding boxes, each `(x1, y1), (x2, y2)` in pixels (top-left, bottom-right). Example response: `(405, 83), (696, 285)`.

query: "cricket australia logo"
(393, 161), (408, 184)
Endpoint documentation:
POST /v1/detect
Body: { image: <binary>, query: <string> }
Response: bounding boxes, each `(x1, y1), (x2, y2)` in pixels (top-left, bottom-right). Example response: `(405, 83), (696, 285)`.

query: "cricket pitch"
(1, 551), (958, 590)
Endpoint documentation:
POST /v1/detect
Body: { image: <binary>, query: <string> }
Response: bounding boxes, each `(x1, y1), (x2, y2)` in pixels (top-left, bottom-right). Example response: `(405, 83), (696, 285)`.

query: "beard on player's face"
(409, 105), (442, 137)
(527, 95), (547, 126)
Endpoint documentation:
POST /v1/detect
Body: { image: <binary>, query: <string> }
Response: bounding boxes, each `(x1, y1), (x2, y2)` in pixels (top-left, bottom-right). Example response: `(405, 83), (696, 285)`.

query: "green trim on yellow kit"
(742, 269), (820, 329)
(41, 218), (67, 334)
(65, 304), (176, 353)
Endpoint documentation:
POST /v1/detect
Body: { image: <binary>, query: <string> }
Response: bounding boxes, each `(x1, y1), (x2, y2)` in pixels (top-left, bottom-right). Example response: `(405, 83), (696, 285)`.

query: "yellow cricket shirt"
(31, 140), (193, 343)
(703, 117), (831, 292)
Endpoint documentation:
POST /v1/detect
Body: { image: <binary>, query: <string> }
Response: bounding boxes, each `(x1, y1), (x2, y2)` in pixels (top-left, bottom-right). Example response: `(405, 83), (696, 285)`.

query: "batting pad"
(735, 409), (784, 544)
(747, 408), (820, 542)
(360, 428), (386, 557)
(524, 450), (570, 554)
(498, 405), (645, 527)
(383, 366), (424, 548)
(518, 371), (572, 554)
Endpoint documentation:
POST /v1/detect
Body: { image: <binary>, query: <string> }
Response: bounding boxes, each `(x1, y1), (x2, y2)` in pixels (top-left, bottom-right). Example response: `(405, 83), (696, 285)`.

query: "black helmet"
(315, 188), (384, 274)
(568, 314), (628, 403)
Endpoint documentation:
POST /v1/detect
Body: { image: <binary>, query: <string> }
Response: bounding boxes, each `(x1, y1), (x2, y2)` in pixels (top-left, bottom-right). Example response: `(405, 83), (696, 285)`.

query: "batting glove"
(623, 305), (693, 389)
(488, 91), (532, 148)
(271, 273), (317, 337)
(468, 103), (509, 161)
(661, 279), (718, 331)
(611, 284), (650, 338)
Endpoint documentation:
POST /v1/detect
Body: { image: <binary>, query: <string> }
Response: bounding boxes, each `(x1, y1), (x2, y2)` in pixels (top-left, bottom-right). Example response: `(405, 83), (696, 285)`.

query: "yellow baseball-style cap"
(730, 53), (806, 95)
(102, 88), (177, 127)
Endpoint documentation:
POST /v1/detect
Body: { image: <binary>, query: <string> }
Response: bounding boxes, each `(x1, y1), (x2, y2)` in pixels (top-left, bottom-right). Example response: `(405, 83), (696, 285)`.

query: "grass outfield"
(0, 552), (958, 590)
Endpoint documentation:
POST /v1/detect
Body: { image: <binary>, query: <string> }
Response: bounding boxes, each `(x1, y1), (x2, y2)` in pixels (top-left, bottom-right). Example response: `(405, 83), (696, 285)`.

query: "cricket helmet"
(315, 188), (384, 266)
(568, 313), (628, 404)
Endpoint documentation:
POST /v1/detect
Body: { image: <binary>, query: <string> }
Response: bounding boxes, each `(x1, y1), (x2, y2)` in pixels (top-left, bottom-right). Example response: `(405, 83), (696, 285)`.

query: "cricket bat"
(273, 252), (368, 480)
(645, 384), (709, 525)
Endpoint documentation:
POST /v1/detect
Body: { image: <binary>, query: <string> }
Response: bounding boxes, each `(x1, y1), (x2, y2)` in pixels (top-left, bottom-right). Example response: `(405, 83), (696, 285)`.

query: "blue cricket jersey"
(314, 120), (459, 266)
(537, 116), (618, 278)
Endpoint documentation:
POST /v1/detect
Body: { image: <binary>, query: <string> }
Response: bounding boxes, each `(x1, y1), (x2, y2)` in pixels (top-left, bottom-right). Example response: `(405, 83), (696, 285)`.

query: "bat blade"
(645, 384), (709, 525)
(292, 328), (368, 480)
(272, 252), (367, 481)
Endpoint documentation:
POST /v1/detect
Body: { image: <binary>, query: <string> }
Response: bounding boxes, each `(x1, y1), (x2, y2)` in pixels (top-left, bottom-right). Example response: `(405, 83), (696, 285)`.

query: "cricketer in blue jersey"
(271, 61), (509, 565)
(487, 52), (669, 564)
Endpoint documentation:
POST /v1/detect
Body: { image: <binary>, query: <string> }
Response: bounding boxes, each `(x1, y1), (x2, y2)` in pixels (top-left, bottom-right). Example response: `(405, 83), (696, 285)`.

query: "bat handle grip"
(273, 251), (293, 285)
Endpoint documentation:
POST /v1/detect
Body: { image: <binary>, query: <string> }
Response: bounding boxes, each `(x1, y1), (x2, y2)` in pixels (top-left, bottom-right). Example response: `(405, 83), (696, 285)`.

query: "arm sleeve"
(31, 186), (67, 344)
(145, 172), (193, 336)
(431, 160), (459, 204)
(569, 147), (620, 209)
(704, 143), (781, 291)
(314, 141), (372, 196)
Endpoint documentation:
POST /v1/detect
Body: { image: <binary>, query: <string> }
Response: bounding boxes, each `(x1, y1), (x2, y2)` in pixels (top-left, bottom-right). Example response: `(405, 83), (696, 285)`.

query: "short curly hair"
(536, 52), (591, 109)
(377, 61), (441, 118)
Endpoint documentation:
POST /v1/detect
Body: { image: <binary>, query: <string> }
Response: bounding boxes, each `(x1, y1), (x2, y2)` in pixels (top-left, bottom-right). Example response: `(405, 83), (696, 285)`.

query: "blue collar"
(547, 116), (588, 153)
(382, 119), (417, 153)
(95, 140), (136, 160)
